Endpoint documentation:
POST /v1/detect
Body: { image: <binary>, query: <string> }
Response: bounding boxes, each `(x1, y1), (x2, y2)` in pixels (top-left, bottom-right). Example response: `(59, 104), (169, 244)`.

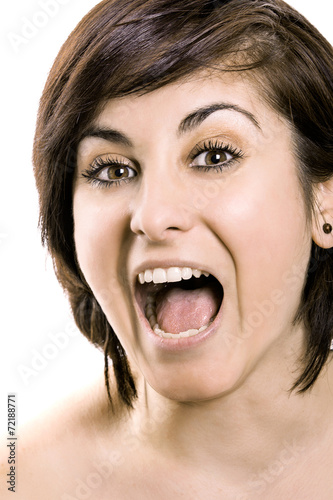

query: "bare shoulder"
(1, 376), (129, 500)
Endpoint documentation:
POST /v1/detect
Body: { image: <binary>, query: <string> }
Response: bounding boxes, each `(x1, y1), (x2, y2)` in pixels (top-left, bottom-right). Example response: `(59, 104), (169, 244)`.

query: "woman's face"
(73, 72), (312, 401)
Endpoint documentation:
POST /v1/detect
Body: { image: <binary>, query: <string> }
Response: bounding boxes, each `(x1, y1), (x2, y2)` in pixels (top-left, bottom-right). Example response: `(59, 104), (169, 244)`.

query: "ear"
(312, 180), (333, 249)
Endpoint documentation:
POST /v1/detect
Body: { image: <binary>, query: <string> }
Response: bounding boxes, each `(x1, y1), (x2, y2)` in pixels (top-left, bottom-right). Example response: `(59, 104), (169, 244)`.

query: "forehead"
(77, 71), (290, 159)
(90, 72), (278, 134)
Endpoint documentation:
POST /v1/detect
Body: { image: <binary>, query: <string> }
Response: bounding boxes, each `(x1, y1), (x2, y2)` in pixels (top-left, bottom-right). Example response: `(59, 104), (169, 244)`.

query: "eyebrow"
(178, 103), (261, 135)
(79, 127), (133, 147)
(79, 102), (261, 146)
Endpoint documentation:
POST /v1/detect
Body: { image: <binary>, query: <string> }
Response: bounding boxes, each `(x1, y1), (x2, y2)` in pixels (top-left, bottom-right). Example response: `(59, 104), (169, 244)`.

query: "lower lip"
(135, 297), (224, 352)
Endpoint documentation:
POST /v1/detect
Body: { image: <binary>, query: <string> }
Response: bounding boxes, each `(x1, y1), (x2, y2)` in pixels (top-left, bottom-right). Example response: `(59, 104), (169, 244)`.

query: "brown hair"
(33, 0), (333, 407)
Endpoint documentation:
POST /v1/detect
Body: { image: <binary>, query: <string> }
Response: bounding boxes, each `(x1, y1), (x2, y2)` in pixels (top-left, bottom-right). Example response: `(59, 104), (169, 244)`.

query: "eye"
(189, 140), (244, 171)
(81, 154), (137, 188)
(96, 164), (136, 181)
(191, 149), (233, 167)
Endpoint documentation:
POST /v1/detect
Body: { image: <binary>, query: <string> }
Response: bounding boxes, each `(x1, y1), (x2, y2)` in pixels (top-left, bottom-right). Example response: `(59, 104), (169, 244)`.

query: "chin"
(138, 350), (247, 403)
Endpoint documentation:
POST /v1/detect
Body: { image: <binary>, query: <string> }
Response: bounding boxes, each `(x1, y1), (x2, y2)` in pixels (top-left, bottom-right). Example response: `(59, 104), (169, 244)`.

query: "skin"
(74, 71), (324, 402)
(4, 72), (333, 499)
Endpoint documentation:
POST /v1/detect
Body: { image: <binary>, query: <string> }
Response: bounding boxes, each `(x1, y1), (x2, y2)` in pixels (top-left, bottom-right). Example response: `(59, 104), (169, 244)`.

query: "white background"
(1, 0), (332, 429)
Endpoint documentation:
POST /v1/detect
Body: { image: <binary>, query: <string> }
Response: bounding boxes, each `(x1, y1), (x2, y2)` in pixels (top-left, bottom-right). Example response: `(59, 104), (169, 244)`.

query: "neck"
(131, 354), (333, 479)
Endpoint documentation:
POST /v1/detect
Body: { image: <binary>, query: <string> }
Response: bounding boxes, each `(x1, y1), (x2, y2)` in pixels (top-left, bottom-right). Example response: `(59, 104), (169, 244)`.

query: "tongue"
(156, 286), (220, 334)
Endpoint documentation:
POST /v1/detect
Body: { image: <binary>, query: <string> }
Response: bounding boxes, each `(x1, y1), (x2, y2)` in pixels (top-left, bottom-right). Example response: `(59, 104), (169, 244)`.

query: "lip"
(132, 260), (224, 352)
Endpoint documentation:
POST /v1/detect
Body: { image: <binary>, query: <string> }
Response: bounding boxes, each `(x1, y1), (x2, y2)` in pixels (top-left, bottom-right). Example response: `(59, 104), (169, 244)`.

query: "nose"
(130, 171), (194, 241)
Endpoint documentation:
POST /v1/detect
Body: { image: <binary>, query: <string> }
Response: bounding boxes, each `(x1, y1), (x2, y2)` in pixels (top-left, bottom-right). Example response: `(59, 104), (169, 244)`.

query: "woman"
(11, 0), (333, 498)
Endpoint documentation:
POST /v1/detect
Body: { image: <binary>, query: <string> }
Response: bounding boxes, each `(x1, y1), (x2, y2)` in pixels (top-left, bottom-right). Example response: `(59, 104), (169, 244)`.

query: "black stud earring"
(323, 223), (332, 234)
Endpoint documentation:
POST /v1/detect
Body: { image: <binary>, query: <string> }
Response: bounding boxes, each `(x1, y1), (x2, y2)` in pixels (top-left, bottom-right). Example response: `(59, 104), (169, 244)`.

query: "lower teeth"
(145, 294), (214, 339)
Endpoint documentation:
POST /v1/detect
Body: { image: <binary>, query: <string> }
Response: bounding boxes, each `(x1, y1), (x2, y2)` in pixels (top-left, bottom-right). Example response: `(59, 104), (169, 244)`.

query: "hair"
(33, 0), (333, 407)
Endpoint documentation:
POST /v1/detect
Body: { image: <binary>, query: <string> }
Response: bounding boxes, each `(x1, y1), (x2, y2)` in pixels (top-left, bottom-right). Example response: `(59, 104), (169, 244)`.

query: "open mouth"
(136, 267), (224, 339)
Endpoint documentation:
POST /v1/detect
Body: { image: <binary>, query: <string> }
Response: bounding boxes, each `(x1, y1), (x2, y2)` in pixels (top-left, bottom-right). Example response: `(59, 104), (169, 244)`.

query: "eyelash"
(189, 139), (244, 172)
(81, 139), (244, 189)
(81, 157), (136, 189)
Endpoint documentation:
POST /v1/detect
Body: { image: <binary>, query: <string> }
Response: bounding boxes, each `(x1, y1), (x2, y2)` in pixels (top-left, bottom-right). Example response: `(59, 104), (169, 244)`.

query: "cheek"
(73, 193), (132, 331)
(204, 160), (311, 321)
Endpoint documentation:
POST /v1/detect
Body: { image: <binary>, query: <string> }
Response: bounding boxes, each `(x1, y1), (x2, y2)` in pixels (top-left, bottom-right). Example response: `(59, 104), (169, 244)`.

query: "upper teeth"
(138, 267), (209, 285)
